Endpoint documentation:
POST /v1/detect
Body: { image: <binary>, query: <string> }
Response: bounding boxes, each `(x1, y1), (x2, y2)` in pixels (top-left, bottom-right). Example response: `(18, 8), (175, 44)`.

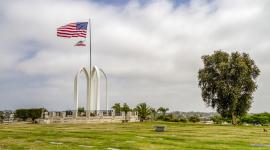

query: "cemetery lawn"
(0, 122), (270, 150)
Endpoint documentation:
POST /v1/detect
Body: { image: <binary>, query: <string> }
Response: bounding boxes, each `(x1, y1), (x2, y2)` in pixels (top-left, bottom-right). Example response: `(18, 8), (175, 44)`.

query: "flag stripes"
(57, 22), (88, 38)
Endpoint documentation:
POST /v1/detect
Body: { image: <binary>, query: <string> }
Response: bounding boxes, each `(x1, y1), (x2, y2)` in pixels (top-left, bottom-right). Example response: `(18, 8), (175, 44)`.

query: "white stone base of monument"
(39, 116), (139, 124)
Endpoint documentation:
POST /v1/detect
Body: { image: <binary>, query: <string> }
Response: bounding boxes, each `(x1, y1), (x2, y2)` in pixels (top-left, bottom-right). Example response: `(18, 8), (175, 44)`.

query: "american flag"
(57, 22), (88, 38)
(74, 40), (86, 46)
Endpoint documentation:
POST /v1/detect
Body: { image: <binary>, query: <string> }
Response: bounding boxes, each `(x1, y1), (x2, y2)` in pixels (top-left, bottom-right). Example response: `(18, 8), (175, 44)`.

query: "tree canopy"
(198, 51), (260, 124)
(112, 103), (121, 114)
(15, 108), (44, 122)
(78, 107), (85, 116)
(135, 103), (151, 122)
(157, 107), (169, 119)
(121, 103), (131, 115)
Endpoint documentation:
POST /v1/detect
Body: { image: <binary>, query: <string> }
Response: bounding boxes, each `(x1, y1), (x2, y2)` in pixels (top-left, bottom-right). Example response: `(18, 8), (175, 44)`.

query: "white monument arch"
(39, 66), (139, 124)
(74, 66), (108, 117)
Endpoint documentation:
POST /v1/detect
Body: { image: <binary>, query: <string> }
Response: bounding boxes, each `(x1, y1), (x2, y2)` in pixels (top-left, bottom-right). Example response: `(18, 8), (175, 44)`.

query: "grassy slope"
(0, 122), (269, 150)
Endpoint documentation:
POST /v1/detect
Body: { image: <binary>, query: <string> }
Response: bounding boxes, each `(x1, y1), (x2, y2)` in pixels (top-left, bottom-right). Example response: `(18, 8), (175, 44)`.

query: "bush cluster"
(241, 113), (270, 126)
(211, 113), (270, 126)
(15, 108), (44, 123)
(158, 114), (200, 123)
(188, 116), (200, 123)
(210, 115), (231, 124)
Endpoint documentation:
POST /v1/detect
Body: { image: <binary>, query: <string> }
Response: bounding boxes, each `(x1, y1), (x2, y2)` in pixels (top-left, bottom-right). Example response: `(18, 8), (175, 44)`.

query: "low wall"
(39, 115), (139, 124)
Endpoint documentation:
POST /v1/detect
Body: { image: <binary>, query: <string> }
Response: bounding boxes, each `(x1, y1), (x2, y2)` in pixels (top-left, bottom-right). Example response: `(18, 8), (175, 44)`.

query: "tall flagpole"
(89, 19), (92, 114)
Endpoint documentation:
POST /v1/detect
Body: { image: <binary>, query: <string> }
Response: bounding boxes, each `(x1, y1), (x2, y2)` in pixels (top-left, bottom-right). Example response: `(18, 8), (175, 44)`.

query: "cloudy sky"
(0, 0), (269, 112)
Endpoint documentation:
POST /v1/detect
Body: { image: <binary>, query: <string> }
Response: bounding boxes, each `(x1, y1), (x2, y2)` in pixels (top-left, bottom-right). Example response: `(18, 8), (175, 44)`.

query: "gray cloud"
(0, 0), (269, 112)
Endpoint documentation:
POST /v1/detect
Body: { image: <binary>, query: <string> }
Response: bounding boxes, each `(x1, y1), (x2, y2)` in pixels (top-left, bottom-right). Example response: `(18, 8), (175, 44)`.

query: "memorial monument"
(74, 66), (108, 117)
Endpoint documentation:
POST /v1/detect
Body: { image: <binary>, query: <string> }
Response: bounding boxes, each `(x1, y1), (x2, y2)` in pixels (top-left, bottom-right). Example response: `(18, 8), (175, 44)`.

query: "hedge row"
(15, 108), (44, 122)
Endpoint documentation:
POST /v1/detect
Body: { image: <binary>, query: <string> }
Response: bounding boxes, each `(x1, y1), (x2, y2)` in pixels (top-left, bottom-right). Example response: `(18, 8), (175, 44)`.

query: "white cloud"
(0, 0), (269, 112)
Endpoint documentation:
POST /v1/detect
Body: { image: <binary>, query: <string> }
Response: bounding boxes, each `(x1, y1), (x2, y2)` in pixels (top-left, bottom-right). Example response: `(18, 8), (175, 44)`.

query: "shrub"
(188, 116), (200, 123)
(157, 115), (164, 120)
(179, 117), (188, 123)
(241, 113), (270, 126)
(210, 115), (223, 124)
(163, 117), (171, 122)
(78, 107), (85, 116)
(171, 119), (180, 122)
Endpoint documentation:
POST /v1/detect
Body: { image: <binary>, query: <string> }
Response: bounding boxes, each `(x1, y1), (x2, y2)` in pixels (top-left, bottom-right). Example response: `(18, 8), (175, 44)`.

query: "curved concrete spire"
(74, 66), (108, 117)
(74, 67), (90, 117)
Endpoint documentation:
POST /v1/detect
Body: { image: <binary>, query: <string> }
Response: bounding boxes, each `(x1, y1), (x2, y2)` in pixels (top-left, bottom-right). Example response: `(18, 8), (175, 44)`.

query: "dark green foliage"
(179, 117), (188, 123)
(188, 116), (200, 123)
(121, 103), (131, 115)
(210, 115), (223, 124)
(0, 111), (3, 123)
(66, 110), (73, 116)
(112, 103), (121, 115)
(15, 109), (29, 121)
(135, 103), (151, 122)
(198, 51), (260, 125)
(15, 108), (43, 122)
(157, 107), (169, 120)
(163, 116), (171, 122)
(121, 103), (131, 121)
(241, 113), (270, 126)
(170, 119), (180, 122)
(112, 103), (131, 119)
(165, 113), (173, 120)
(163, 114), (180, 122)
(28, 109), (43, 122)
(150, 108), (157, 120)
(163, 113), (180, 122)
(78, 107), (85, 116)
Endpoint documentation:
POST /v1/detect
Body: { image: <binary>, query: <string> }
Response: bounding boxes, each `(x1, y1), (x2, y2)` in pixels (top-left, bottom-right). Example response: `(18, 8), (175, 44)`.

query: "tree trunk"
(231, 112), (237, 125)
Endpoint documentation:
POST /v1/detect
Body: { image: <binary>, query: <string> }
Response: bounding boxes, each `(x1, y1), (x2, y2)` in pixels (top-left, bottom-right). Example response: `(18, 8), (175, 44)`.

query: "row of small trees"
(111, 102), (170, 122)
(111, 102), (202, 123)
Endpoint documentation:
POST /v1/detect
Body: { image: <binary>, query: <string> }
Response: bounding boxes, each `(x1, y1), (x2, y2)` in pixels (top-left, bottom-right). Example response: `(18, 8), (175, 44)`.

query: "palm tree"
(150, 108), (157, 121)
(135, 103), (151, 122)
(121, 103), (131, 121)
(112, 103), (121, 115)
(157, 107), (169, 119)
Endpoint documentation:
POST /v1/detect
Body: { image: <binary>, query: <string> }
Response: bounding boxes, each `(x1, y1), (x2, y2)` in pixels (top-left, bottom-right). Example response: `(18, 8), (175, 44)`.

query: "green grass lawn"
(0, 122), (269, 150)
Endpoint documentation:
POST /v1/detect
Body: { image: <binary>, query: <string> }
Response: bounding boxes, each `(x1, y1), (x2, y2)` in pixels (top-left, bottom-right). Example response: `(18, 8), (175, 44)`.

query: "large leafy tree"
(15, 109), (29, 121)
(15, 108), (43, 123)
(28, 108), (43, 122)
(198, 51), (260, 125)
(135, 103), (151, 122)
